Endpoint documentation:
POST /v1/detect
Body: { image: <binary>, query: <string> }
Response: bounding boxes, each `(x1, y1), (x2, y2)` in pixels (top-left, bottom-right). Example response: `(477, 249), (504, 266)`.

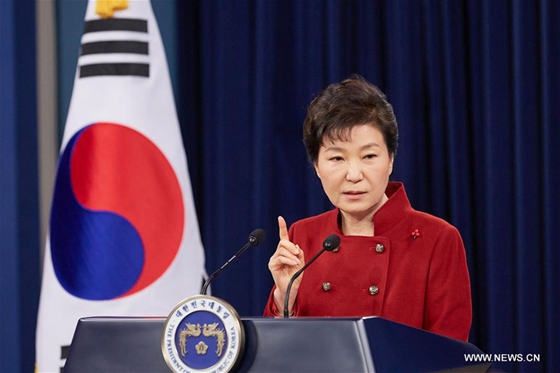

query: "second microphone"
(283, 234), (340, 318)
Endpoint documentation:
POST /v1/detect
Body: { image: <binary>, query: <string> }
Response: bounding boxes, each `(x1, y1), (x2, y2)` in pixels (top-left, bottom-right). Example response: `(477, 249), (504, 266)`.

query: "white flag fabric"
(36, 1), (206, 371)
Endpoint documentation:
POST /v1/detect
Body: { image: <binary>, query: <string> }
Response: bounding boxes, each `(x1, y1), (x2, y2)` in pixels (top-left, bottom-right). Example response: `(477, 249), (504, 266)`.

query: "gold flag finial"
(96, 0), (129, 19)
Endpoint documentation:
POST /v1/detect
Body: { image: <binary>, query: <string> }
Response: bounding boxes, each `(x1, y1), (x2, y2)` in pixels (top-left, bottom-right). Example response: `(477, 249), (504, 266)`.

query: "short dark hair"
(302, 75), (398, 164)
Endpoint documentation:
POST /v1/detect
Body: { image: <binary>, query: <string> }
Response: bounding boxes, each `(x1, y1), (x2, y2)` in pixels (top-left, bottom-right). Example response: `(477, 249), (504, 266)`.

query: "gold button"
(375, 244), (385, 253)
(369, 285), (379, 295)
(322, 282), (332, 292)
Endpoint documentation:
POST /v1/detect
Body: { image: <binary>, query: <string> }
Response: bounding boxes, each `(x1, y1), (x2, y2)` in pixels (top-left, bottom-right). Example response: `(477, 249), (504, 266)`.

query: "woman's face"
(315, 124), (394, 222)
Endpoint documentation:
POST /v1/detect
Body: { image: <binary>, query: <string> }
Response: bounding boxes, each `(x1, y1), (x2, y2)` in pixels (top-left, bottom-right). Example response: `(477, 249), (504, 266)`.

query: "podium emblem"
(162, 295), (245, 372)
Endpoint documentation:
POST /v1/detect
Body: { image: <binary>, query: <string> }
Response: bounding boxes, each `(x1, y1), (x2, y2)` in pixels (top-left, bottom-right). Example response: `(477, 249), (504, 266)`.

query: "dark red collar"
(329, 181), (413, 236)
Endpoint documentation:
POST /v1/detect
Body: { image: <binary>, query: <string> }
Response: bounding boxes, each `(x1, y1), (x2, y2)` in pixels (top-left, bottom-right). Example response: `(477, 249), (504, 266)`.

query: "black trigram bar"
(60, 345), (71, 359)
(80, 63), (149, 78)
(83, 18), (148, 34)
(81, 41), (149, 55)
(60, 345), (70, 373)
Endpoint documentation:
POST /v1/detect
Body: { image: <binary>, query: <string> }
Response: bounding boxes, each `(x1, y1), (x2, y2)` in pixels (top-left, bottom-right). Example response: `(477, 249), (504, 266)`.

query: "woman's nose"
(345, 161), (363, 182)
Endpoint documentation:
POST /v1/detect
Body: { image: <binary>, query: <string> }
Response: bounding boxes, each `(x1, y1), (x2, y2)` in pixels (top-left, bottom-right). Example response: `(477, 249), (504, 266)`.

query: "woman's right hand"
(268, 216), (305, 314)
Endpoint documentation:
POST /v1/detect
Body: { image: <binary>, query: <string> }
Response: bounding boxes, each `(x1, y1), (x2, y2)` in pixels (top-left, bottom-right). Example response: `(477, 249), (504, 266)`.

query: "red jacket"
(264, 182), (472, 342)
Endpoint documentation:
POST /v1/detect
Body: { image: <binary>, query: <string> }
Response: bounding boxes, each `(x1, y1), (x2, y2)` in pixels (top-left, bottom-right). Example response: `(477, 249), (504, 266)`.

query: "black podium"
(64, 316), (489, 372)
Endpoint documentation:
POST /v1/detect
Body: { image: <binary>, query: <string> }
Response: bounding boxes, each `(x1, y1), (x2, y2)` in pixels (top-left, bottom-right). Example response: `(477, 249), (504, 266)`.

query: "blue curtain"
(174, 1), (559, 372)
(0, 0), (40, 372)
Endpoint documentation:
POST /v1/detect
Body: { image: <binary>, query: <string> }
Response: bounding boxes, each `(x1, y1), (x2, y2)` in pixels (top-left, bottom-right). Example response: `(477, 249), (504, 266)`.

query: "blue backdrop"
(1, 0), (40, 372)
(1, 1), (558, 372)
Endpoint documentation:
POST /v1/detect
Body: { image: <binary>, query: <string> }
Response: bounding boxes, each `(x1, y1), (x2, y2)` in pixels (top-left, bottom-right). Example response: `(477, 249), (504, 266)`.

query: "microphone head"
(249, 228), (267, 246)
(323, 234), (341, 252)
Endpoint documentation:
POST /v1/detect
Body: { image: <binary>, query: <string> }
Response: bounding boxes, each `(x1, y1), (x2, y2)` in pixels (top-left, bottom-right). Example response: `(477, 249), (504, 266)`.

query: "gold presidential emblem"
(179, 324), (201, 355)
(203, 323), (226, 357)
(162, 295), (245, 372)
(179, 323), (226, 358)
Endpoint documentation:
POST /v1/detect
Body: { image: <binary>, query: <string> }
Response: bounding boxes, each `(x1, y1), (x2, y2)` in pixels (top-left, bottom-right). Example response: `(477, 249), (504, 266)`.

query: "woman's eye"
(329, 156), (343, 161)
(364, 154), (377, 159)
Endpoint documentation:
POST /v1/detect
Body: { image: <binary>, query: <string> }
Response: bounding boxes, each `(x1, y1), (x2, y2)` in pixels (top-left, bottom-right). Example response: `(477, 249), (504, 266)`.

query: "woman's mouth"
(343, 191), (366, 200)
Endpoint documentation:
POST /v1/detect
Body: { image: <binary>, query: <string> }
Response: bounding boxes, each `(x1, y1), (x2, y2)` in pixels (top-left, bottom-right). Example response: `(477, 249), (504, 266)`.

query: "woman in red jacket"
(264, 75), (472, 342)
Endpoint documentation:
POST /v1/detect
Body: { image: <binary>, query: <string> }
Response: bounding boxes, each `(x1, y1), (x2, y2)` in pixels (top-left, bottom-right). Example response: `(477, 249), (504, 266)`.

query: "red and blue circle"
(50, 122), (184, 300)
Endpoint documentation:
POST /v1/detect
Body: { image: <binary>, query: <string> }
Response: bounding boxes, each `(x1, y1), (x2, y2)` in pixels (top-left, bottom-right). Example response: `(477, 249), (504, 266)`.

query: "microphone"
(283, 234), (340, 318)
(200, 228), (266, 295)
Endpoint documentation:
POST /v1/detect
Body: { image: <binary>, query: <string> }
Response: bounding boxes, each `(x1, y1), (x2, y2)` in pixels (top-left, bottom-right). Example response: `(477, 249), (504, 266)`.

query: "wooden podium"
(64, 316), (490, 372)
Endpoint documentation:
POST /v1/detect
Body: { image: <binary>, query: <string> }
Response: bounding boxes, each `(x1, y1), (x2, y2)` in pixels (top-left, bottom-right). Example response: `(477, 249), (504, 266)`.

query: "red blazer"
(264, 182), (472, 342)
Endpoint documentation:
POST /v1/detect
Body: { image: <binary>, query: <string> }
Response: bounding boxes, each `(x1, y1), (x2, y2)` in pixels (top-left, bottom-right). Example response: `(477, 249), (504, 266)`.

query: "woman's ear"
(314, 161), (321, 179)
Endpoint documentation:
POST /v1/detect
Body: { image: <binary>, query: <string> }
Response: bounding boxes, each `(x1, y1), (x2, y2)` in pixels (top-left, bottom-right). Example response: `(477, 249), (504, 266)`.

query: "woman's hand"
(268, 216), (305, 314)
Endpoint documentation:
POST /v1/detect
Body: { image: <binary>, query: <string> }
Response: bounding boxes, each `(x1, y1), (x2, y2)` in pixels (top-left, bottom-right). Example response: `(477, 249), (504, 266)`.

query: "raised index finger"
(278, 216), (289, 241)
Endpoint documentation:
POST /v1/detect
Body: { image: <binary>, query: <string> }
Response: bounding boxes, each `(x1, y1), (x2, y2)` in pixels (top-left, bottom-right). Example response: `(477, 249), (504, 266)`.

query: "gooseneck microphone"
(200, 228), (266, 295)
(283, 234), (340, 318)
